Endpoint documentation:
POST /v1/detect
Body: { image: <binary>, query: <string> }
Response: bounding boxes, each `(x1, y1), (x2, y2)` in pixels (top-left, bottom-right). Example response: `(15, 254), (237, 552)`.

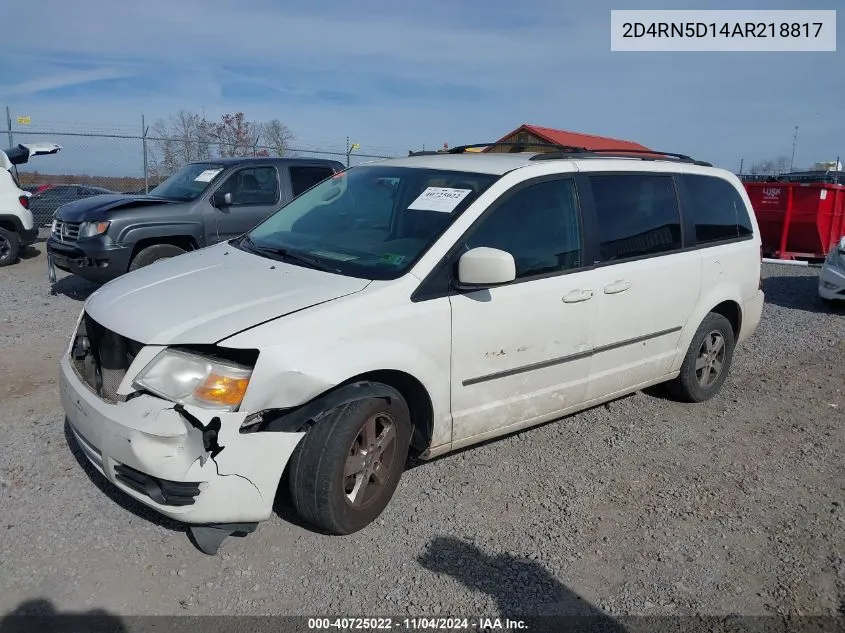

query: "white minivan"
(59, 145), (765, 554)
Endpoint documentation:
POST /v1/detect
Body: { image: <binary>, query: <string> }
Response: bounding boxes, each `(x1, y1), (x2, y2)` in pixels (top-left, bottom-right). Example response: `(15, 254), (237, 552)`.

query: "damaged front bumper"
(60, 352), (305, 525)
(819, 258), (845, 301)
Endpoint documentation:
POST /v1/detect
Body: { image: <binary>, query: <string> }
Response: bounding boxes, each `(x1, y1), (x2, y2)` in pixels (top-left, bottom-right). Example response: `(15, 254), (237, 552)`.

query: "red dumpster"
(743, 181), (845, 260)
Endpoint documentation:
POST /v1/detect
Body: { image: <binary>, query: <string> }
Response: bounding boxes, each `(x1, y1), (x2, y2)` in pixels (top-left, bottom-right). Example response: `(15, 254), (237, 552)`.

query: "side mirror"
(211, 191), (232, 208)
(454, 247), (516, 290)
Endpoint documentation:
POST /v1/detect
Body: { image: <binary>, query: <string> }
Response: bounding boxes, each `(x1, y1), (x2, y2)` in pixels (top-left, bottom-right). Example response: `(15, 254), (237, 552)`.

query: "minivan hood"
(56, 194), (178, 222)
(84, 243), (371, 345)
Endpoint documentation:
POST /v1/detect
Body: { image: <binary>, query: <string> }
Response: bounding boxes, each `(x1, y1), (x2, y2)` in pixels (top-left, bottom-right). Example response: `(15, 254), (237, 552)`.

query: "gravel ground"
(1, 233), (843, 624)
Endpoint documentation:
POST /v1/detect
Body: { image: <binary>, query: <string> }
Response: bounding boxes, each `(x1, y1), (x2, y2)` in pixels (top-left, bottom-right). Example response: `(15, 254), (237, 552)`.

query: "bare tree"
(148, 110), (215, 178)
(748, 155), (791, 175)
(146, 110), (294, 178)
(207, 112), (257, 157)
(257, 119), (294, 156)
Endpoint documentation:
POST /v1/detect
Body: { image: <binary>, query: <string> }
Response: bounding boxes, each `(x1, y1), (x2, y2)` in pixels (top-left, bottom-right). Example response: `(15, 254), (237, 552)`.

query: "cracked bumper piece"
(60, 353), (305, 524)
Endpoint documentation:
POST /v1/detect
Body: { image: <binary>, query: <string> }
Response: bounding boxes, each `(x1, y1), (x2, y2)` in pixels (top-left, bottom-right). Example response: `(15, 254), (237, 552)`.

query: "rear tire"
(128, 244), (187, 271)
(288, 384), (412, 535)
(0, 228), (20, 267)
(666, 312), (735, 403)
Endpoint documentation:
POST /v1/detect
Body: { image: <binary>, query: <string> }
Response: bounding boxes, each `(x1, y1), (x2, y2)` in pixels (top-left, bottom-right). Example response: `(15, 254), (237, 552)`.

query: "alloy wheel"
(695, 330), (726, 387)
(344, 412), (398, 508)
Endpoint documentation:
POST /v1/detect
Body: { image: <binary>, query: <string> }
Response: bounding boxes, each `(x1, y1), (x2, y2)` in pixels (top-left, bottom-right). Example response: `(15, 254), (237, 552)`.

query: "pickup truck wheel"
(288, 385), (412, 535)
(129, 244), (187, 271)
(0, 228), (20, 267)
(666, 312), (735, 403)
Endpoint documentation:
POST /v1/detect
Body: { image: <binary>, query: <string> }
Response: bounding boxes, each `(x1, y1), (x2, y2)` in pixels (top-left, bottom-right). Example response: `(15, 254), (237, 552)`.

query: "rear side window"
(588, 174), (682, 262)
(290, 166), (336, 197)
(682, 174), (754, 243)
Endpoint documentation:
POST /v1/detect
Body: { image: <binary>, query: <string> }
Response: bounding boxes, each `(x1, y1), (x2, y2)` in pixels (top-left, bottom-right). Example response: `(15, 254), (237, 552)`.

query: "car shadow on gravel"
(18, 245), (41, 261)
(49, 274), (100, 301)
(763, 273), (845, 314)
(62, 418), (186, 534)
(0, 598), (126, 633)
(418, 537), (627, 632)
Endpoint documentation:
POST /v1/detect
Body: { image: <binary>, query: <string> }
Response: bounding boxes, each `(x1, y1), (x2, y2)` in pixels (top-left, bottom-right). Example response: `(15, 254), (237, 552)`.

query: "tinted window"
(290, 166), (336, 197)
(682, 174), (753, 242)
(589, 174), (682, 262)
(218, 167), (279, 205)
(464, 179), (582, 278)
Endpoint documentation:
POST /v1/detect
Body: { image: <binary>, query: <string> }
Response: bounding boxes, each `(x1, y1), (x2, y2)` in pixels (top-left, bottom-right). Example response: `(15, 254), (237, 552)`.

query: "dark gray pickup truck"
(46, 156), (344, 284)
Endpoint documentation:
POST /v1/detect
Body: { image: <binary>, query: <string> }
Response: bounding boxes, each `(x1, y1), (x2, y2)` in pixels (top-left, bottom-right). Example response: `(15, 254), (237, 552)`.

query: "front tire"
(0, 228), (20, 267)
(128, 244), (187, 271)
(666, 312), (735, 403)
(288, 385), (412, 535)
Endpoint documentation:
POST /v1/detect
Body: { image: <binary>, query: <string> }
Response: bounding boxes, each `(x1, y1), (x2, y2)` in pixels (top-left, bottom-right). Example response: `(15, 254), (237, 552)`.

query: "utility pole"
(142, 114), (149, 193)
(789, 125), (798, 171)
(5, 106), (13, 148)
(739, 158), (744, 174)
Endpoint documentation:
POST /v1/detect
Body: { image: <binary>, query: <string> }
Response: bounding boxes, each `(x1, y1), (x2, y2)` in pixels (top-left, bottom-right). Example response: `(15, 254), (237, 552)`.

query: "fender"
(241, 380), (400, 434)
(671, 280), (744, 373)
(117, 220), (205, 248)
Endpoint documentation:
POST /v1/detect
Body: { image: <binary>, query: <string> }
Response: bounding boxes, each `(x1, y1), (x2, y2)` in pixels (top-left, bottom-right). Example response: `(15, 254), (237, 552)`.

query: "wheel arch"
(0, 213), (24, 234)
(129, 234), (200, 262)
(246, 369), (436, 458)
(672, 285), (745, 373)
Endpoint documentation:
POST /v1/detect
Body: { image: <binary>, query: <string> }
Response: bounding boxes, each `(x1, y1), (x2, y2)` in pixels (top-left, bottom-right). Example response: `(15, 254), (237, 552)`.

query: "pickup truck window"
(240, 165), (500, 280)
(217, 166), (280, 206)
(148, 162), (226, 201)
(290, 166), (336, 197)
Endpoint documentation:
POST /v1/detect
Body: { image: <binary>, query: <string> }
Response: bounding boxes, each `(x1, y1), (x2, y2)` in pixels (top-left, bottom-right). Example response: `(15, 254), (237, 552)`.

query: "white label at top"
(194, 168), (223, 182)
(407, 187), (472, 213)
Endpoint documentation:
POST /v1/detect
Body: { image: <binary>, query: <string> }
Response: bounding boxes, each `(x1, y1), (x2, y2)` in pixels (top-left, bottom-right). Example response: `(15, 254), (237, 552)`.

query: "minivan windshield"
(148, 162), (226, 201)
(237, 165), (500, 279)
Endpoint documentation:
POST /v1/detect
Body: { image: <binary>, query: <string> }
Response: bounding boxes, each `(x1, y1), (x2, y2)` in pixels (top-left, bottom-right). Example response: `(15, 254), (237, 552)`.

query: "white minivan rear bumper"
(738, 289), (765, 344)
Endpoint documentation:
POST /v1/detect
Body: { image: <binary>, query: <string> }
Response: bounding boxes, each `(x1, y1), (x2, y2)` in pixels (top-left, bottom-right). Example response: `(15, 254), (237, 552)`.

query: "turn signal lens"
(194, 373), (251, 408)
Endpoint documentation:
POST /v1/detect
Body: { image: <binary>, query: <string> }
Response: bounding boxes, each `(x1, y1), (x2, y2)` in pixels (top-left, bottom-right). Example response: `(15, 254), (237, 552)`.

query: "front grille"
(52, 219), (81, 244)
(71, 313), (143, 402)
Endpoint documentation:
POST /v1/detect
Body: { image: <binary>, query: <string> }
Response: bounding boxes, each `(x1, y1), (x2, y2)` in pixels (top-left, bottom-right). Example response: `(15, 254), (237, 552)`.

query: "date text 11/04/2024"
(307, 617), (528, 630)
(621, 22), (825, 38)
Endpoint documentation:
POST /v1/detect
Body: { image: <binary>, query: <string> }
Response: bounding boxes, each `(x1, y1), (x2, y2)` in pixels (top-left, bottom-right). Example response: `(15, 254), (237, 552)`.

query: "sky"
(0, 0), (842, 178)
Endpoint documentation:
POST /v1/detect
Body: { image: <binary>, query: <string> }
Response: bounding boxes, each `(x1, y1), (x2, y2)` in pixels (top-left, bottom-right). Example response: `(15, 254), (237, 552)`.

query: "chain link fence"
(3, 108), (399, 196)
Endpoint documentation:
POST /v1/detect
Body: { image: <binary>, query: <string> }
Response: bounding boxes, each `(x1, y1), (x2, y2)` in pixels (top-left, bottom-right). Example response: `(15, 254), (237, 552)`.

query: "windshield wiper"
(238, 235), (342, 273)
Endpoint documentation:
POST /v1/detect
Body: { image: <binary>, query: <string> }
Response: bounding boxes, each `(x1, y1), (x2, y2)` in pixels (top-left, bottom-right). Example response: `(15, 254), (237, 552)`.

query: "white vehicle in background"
(819, 236), (845, 305)
(0, 142), (62, 266)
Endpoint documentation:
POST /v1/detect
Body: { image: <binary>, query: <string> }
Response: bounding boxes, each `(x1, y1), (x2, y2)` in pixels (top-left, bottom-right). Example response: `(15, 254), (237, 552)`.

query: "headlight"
(78, 221), (110, 238)
(133, 349), (253, 411)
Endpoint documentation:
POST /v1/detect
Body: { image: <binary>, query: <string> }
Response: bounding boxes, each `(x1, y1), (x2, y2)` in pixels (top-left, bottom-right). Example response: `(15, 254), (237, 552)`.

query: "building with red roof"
(483, 123), (652, 154)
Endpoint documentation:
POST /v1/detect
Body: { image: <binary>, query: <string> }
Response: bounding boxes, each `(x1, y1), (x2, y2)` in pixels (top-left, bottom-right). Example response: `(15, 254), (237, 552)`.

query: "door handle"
(603, 280), (631, 294)
(562, 289), (594, 303)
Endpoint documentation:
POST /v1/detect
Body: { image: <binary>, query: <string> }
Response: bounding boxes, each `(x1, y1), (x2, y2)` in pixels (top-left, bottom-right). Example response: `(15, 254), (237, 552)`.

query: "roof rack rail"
(408, 150), (447, 156)
(447, 142), (589, 154)
(529, 147), (712, 167)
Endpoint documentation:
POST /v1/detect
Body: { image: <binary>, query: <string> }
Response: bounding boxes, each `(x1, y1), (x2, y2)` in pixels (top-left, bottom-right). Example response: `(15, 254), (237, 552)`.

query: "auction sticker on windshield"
(194, 168), (223, 182)
(408, 187), (471, 213)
